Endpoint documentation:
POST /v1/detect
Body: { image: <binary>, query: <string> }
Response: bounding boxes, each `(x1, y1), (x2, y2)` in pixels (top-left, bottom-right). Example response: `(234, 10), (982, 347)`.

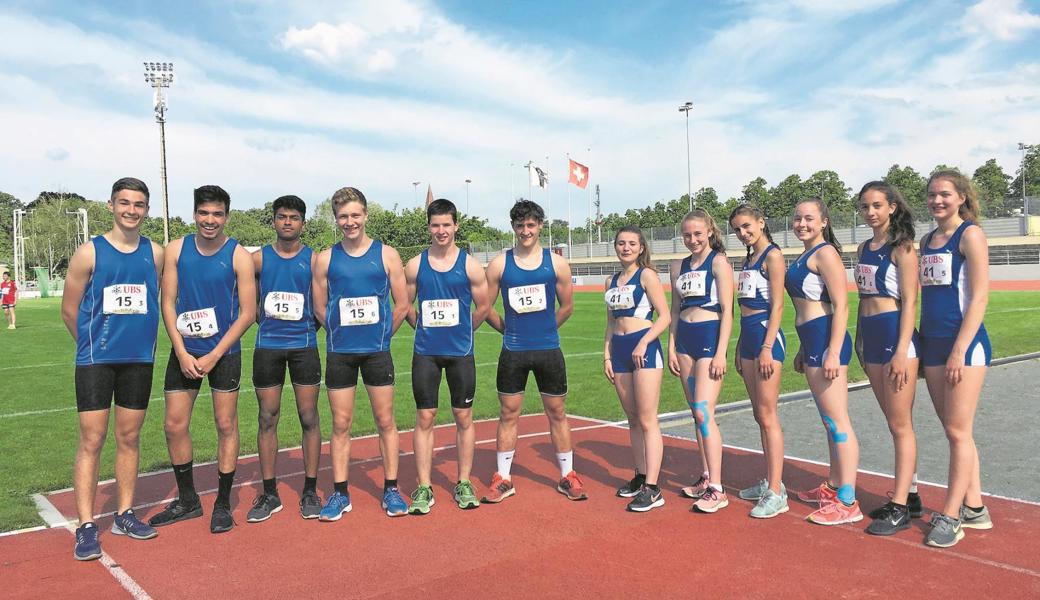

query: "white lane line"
(0, 525), (48, 537)
(0, 361), (66, 371)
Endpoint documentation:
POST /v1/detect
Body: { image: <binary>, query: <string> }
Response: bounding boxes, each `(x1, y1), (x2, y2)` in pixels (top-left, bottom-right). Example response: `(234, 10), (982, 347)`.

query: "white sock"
(710, 483), (724, 493)
(556, 451), (573, 478)
(496, 450), (515, 479)
(909, 472), (919, 494)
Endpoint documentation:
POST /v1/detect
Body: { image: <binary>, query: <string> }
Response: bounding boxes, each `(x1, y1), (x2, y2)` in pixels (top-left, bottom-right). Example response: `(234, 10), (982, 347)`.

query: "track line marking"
(0, 361), (65, 371)
(0, 525), (48, 537)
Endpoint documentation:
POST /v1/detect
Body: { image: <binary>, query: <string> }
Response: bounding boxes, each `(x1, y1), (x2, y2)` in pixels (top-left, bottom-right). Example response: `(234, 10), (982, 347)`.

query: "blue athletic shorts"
(738, 312), (786, 362)
(860, 311), (920, 365)
(920, 325), (991, 367)
(675, 319), (720, 360)
(610, 329), (663, 373)
(795, 314), (852, 368)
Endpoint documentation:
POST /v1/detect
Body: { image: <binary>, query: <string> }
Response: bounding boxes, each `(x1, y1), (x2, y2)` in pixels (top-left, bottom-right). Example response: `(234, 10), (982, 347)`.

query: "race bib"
(737, 270), (758, 299)
(855, 264), (878, 294)
(919, 253), (952, 286)
(675, 271), (706, 298)
(508, 284), (547, 314)
(176, 307), (218, 338)
(339, 296), (380, 326)
(421, 299), (460, 327)
(102, 283), (148, 315)
(605, 285), (635, 310)
(264, 291), (304, 321)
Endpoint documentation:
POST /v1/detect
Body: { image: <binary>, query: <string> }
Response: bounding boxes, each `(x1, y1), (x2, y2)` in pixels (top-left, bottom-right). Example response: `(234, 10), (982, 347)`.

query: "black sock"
(646, 483), (660, 492)
(632, 472), (646, 483)
(173, 462), (197, 500)
(303, 476), (317, 495)
(216, 470), (235, 507)
(334, 480), (348, 495)
(263, 477), (277, 496)
(384, 478), (398, 490)
(825, 482), (839, 491)
(966, 504), (985, 513)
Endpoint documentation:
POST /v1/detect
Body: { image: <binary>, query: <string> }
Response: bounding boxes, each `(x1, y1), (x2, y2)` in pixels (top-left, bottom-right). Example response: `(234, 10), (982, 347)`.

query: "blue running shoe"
(74, 522), (102, 561)
(111, 509), (158, 540)
(382, 486), (408, 517)
(318, 491), (352, 522)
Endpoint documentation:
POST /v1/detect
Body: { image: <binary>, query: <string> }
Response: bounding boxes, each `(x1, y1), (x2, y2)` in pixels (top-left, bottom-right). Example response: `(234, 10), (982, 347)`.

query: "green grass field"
(1, 291), (1037, 531)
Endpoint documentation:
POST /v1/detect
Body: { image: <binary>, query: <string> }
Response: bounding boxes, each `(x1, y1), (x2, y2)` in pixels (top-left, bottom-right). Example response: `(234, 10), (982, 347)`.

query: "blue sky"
(1, 0), (1038, 229)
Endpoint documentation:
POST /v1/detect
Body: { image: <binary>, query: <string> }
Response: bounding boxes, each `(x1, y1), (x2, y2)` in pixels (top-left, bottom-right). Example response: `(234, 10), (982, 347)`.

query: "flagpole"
(566, 153), (573, 259)
(546, 155), (552, 250)
(585, 147), (592, 261)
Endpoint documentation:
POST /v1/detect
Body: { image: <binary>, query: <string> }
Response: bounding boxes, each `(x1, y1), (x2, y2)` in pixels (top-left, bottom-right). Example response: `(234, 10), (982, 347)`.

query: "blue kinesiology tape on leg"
(686, 376), (697, 407)
(837, 484), (855, 505)
(820, 415), (848, 443)
(692, 401), (710, 438)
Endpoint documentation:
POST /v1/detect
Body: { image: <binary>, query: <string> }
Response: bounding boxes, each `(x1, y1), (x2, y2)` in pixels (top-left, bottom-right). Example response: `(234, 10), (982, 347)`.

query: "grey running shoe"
(111, 509), (158, 540)
(299, 490), (322, 519)
(627, 485), (665, 512)
(959, 505), (993, 530)
(149, 496), (203, 527)
(750, 489), (790, 519)
(246, 493), (283, 523)
(865, 502), (911, 536)
(925, 513), (964, 548)
(210, 503), (235, 534)
(739, 479), (768, 501)
(616, 473), (646, 498)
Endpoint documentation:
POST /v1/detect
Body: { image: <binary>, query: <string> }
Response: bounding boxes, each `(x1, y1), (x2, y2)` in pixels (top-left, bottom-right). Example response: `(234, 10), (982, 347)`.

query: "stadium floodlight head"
(678, 102), (694, 209)
(142, 60), (175, 245)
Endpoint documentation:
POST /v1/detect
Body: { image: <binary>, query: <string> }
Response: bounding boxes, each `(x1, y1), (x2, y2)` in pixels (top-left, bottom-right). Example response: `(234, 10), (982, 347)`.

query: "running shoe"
(627, 485), (665, 512)
(210, 503), (235, 534)
(868, 491), (924, 519)
(318, 491), (352, 522)
(246, 493), (283, 523)
(807, 500), (864, 526)
(74, 522), (102, 561)
(959, 505), (993, 530)
(481, 473), (516, 504)
(557, 471), (588, 501)
(454, 480), (480, 510)
(616, 473), (646, 498)
(750, 489), (789, 519)
(409, 485), (435, 515)
(299, 490), (322, 519)
(111, 509), (158, 540)
(738, 479), (768, 501)
(925, 513), (964, 548)
(148, 496), (203, 527)
(865, 501), (911, 536)
(382, 486), (409, 517)
(679, 475), (710, 500)
(693, 487), (730, 513)
(796, 482), (837, 506)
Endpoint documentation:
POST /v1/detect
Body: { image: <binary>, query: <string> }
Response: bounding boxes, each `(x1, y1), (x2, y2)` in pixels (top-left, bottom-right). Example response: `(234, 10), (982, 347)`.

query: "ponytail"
(683, 209), (726, 253)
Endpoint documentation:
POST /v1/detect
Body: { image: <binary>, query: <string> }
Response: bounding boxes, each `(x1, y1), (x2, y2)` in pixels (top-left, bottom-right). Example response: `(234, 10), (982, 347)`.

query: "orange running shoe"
(796, 482), (837, 506)
(807, 500), (864, 526)
(481, 473), (516, 504)
(557, 471), (588, 501)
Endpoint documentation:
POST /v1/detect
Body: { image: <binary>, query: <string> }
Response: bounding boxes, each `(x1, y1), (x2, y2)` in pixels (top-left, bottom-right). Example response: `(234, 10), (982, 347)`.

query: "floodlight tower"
(678, 101), (694, 210)
(144, 61), (174, 244)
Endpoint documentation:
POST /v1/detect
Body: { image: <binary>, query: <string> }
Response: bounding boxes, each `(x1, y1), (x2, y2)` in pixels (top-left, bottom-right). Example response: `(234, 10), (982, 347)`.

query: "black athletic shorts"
(326, 351), (395, 389)
(496, 347), (568, 396)
(252, 347), (321, 388)
(164, 349), (241, 393)
(411, 353), (476, 410)
(75, 363), (154, 412)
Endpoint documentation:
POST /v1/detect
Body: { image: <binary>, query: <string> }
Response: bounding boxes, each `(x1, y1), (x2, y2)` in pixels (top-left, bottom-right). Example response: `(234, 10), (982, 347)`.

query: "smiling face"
(512, 217), (543, 249)
(273, 208), (304, 242)
(681, 217), (712, 255)
(859, 188), (894, 231)
(926, 177), (965, 222)
(193, 201), (227, 240)
(730, 213), (763, 248)
(109, 190), (149, 231)
(793, 201), (826, 243)
(428, 213), (458, 247)
(614, 231), (642, 265)
(335, 200), (367, 241)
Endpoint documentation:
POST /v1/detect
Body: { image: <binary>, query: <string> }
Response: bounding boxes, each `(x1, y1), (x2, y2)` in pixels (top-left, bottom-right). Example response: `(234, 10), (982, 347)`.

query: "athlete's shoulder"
(711, 251), (733, 272)
(381, 241), (403, 263)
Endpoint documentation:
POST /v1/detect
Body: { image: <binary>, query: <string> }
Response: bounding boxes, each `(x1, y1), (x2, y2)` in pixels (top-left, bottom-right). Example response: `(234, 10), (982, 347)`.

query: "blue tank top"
(920, 221), (979, 338)
(327, 240), (393, 354)
(176, 234), (240, 356)
(415, 249), (473, 357)
(856, 242), (901, 299)
(606, 268), (653, 320)
(75, 236), (160, 365)
(738, 245), (777, 311)
(784, 243), (833, 303)
(256, 245), (316, 350)
(501, 249), (559, 351)
(676, 251), (721, 312)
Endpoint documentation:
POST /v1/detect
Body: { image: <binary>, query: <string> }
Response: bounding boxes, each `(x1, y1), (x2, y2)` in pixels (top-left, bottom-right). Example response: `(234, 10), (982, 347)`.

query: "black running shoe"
(210, 503), (235, 534)
(616, 474), (646, 498)
(148, 496), (203, 527)
(907, 492), (923, 518)
(865, 502), (911, 536)
(246, 493), (283, 523)
(299, 490), (322, 519)
(626, 486), (665, 512)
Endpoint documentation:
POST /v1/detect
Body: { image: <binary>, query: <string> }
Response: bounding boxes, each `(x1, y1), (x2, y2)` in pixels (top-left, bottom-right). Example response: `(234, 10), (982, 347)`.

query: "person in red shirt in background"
(1, 271), (16, 329)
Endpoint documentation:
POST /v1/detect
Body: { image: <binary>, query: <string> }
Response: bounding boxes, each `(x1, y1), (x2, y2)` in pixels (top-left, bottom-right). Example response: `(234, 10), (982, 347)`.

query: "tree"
(767, 174), (804, 220)
(739, 177), (771, 213)
(804, 170), (852, 221)
(1008, 143), (1040, 213)
(972, 159), (1012, 218)
(883, 164), (927, 218)
(0, 191), (25, 265)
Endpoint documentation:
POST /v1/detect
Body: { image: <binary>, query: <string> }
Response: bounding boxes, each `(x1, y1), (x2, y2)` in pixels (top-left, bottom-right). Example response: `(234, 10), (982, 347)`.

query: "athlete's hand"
(603, 358), (615, 384)
(196, 352), (219, 376)
(709, 354), (727, 380)
(945, 349), (966, 385)
(823, 353), (840, 380)
(177, 350), (203, 380)
(668, 349), (681, 377)
(631, 342), (648, 370)
(794, 350), (805, 374)
(887, 351), (911, 391)
(757, 347), (776, 379)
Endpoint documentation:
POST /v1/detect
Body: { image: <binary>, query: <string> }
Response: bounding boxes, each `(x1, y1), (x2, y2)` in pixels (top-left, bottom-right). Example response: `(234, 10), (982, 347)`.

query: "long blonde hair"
(928, 170), (980, 222)
(614, 225), (654, 270)
(683, 209), (726, 252)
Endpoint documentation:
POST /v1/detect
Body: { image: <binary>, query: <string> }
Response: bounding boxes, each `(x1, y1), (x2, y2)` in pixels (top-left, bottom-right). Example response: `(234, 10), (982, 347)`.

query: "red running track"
(4, 414), (1039, 599)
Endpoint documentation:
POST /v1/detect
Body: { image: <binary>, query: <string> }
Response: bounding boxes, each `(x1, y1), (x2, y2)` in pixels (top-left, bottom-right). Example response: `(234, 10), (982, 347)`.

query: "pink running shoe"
(796, 482), (837, 506)
(693, 487), (730, 513)
(680, 475), (710, 499)
(807, 500), (864, 526)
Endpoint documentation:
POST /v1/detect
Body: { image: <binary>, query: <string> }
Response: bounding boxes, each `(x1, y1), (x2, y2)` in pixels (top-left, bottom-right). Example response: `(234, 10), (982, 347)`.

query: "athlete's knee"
(886, 415), (914, 438)
(820, 414), (850, 444)
(163, 414), (189, 438)
(114, 425), (140, 449)
(943, 423), (974, 446)
(298, 407), (319, 433)
(453, 410), (474, 429)
(374, 410), (397, 434)
(257, 407), (280, 433)
(78, 428), (107, 454)
(331, 413), (353, 436)
(214, 414), (238, 438)
(543, 401), (567, 423)
(416, 411), (437, 430)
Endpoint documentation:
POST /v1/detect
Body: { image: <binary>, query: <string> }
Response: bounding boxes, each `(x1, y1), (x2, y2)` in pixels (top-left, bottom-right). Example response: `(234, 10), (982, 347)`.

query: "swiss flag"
(568, 159), (589, 189)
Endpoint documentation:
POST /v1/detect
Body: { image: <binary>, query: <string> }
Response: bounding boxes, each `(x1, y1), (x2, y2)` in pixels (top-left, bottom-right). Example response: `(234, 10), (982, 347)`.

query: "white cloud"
(45, 148), (69, 161)
(961, 0), (1040, 41)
